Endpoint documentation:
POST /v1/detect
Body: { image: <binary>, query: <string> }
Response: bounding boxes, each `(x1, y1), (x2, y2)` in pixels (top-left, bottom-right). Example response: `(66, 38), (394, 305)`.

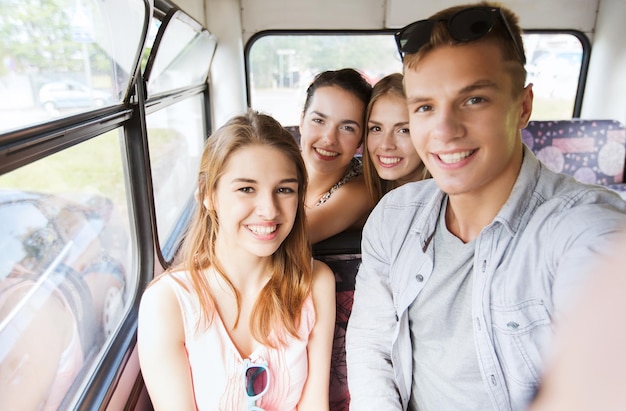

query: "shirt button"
(416, 274), (424, 282)
(507, 321), (520, 329)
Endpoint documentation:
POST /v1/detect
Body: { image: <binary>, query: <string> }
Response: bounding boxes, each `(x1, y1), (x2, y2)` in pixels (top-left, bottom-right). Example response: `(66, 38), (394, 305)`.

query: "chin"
(430, 177), (465, 196)
(249, 240), (285, 257)
(379, 171), (402, 181)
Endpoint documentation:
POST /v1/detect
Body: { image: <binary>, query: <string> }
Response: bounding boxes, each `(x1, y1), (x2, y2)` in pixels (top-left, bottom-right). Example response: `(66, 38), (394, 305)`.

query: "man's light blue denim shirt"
(346, 146), (626, 411)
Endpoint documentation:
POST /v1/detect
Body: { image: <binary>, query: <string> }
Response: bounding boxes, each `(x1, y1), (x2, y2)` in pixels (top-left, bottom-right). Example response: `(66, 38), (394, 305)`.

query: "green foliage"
(0, 0), (113, 76)
(1, 0), (73, 72)
(249, 34), (401, 89)
(0, 130), (127, 206)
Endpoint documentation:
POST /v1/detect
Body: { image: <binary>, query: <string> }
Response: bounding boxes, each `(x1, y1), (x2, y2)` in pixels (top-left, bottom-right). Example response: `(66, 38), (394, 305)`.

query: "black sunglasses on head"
(394, 6), (525, 64)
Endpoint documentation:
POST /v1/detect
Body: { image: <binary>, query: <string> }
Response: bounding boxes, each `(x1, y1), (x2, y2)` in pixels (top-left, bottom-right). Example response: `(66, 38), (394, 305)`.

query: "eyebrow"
(459, 79), (499, 94)
(368, 119), (409, 128)
(407, 79), (499, 105)
(231, 177), (299, 184)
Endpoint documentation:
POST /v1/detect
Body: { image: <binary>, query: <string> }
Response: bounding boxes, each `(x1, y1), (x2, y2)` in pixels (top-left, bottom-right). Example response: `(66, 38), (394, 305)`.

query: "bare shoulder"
(336, 174), (373, 207)
(342, 173), (367, 195)
(138, 272), (187, 353)
(138, 274), (180, 323)
(141, 274), (174, 305)
(311, 259), (335, 295)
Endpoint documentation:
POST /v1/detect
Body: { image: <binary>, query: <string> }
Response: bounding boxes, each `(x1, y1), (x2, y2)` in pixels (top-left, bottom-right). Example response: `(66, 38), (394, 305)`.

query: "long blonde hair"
(363, 73), (430, 204)
(173, 110), (312, 346)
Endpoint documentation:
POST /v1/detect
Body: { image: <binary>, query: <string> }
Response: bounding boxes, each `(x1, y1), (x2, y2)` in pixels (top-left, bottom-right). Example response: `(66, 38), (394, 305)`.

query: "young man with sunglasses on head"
(346, 2), (626, 411)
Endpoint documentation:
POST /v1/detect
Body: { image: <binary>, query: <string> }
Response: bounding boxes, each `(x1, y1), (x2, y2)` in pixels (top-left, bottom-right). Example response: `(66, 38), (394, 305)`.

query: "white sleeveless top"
(163, 271), (316, 411)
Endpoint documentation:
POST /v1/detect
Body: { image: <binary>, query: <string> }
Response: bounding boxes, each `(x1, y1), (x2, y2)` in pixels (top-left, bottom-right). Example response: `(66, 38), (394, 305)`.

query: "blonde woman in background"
(363, 73), (429, 204)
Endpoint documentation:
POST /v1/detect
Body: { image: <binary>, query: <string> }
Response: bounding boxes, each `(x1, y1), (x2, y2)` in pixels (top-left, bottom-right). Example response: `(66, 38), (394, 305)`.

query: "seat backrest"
(313, 229), (361, 411)
(523, 119), (626, 186)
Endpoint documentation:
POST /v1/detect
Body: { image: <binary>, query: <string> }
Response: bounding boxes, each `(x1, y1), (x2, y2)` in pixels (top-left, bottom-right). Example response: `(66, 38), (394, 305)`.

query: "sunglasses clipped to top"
(244, 359), (270, 411)
(394, 6), (525, 64)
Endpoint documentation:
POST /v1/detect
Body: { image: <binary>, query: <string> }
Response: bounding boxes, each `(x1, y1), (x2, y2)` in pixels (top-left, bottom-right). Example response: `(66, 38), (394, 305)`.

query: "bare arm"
(307, 175), (373, 244)
(138, 278), (197, 411)
(297, 259), (336, 411)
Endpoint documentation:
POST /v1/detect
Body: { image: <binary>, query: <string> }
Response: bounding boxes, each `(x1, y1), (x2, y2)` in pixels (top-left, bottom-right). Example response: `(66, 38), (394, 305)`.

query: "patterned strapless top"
(315, 157), (362, 206)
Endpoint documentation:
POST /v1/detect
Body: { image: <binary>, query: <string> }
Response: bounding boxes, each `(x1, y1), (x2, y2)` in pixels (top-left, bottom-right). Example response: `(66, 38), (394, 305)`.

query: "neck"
(445, 196), (499, 243)
(445, 150), (523, 243)
(213, 240), (272, 291)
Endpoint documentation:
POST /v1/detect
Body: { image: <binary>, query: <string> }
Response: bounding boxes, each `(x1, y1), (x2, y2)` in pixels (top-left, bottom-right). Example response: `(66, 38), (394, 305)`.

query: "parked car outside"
(38, 80), (114, 112)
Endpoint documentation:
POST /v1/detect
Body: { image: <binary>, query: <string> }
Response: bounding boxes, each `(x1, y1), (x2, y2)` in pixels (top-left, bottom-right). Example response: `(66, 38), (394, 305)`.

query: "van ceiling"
(240, 0), (598, 41)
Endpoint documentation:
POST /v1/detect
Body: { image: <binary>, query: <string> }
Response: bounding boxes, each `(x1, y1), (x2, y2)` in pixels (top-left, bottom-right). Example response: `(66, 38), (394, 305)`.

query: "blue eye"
(467, 96), (486, 105)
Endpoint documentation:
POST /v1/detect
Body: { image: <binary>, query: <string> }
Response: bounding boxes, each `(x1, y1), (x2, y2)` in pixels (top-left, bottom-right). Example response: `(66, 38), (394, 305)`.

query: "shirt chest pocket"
(490, 300), (552, 388)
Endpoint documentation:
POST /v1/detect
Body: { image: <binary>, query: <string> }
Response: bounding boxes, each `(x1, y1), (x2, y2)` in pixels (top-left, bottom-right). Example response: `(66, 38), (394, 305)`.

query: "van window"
(0, 130), (135, 410)
(147, 94), (206, 248)
(0, 0), (148, 133)
(246, 32), (585, 123)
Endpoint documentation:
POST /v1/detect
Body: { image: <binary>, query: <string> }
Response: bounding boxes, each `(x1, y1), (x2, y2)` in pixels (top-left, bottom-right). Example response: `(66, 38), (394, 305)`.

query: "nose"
(256, 191), (279, 219)
(431, 106), (463, 143)
(380, 130), (396, 150)
(322, 126), (339, 145)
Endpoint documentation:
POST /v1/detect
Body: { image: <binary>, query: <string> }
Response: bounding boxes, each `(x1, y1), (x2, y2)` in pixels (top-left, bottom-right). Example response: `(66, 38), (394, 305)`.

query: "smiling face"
(211, 144), (299, 259)
(366, 93), (424, 185)
(299, 85), (365, 176)
(404, 39), (532, 201)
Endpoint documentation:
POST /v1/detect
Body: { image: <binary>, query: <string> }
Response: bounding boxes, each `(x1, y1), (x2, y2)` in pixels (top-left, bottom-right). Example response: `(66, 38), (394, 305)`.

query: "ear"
(202, 194), (214, 210)
(194, 187), (213, 210)
(518, 83), (534, 129)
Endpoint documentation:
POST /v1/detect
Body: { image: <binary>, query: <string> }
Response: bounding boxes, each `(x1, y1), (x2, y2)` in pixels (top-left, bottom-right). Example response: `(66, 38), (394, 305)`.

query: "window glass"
(0, 131), (134, 410)
(145, 11), (217, 96)
(247, 32), (584, 124)
(249, 34), (401, 127)
(525, 33), (583, 120)
(0, 0), (150, 133)
(147, 94), (205, 247)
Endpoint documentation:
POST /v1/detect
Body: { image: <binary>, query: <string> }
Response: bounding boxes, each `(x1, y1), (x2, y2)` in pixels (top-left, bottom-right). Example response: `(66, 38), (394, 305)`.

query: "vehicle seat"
(523, 119), (626, 199)
(313, 229), (361, 411)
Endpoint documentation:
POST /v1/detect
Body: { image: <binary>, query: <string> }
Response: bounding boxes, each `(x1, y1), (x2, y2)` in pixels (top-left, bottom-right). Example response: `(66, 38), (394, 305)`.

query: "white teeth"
(316, 147), (338, 157)
(379, 156), (401, 165)
(438, 150), (474, 164)
(248, 225), (277, 235)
